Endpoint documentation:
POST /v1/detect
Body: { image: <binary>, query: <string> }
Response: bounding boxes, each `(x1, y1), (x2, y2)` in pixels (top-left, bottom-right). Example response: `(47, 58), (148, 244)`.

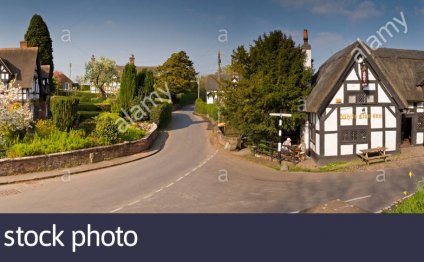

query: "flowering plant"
(0, 80), (33, 148)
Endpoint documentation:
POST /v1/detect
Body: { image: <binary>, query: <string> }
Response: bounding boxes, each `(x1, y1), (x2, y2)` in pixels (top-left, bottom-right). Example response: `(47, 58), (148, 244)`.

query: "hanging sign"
(361, 63), (369, 88)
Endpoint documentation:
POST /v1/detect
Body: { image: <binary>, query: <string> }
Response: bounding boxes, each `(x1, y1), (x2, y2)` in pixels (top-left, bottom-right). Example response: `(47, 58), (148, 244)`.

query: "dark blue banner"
(0, 215), (420, 261)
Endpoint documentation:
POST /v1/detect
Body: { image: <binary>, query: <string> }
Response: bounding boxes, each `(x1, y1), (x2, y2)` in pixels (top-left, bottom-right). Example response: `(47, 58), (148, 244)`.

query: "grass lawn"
(388, 188), (424, 214)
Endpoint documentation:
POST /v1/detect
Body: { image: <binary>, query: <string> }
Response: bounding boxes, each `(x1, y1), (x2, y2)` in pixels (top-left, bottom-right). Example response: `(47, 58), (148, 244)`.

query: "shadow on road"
(167, 112), (207, 131)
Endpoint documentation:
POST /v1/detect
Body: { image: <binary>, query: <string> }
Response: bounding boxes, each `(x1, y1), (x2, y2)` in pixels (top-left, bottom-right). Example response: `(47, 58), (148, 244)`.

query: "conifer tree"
(25, 14), (54, 93)
(119, 63), (137, 113)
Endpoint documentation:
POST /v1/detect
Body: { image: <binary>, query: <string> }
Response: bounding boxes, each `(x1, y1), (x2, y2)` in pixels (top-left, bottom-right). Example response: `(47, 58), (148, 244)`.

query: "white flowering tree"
(0, 80), (33, 149)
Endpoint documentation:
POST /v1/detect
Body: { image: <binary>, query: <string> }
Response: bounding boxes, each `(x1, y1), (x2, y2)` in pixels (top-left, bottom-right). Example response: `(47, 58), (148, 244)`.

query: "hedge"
(195, 98), (218, 120)
(78, 111), (101, 121)
(151, 102), (172, 128)
(78, 103), (111, 112)
(176, 92), (196, 106)
(50, 96), (80, 131)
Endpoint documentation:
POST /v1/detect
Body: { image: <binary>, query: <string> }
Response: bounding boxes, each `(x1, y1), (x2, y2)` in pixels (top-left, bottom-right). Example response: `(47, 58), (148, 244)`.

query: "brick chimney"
(129, 54), (135, 65)
(302, 29), (312, 69)
(20, 41), (28, 48)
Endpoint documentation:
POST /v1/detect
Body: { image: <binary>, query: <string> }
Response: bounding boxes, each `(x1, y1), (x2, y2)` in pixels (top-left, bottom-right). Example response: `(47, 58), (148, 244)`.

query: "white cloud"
(279, 0), (383, 22)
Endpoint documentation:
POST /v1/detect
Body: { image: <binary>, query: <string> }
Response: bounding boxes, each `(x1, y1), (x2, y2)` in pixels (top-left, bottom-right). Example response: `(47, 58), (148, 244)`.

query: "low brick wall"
(0, 124), (158, 176)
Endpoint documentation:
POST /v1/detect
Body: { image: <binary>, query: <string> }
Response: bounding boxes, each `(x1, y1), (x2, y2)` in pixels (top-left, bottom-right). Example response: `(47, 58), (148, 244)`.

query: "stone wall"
(0, 124), (158, 176)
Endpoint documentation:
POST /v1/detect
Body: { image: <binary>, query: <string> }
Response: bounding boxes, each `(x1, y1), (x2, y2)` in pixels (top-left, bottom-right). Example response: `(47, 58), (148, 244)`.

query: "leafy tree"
(83, 57), (117, 99)
(25, 14), (54, 93)
(156, 51), (197, 97)
(119, 63), (137, 113)
(221, 30), (312, 142)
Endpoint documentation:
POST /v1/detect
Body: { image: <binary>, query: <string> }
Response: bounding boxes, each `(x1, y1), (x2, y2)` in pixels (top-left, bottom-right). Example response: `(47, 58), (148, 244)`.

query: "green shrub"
(91, 97), (105, 103)
(206, 104), (219, 120)
(78, 120), (97, 136)
(195, 98), (206, 114)
(77, 102), (111, 112)
(176, 92), (196, 106)
(195, 98), (218, 120)
(110, 99), (121, 113)
(95, 114), (119, 144)
(150, 102), (172, 128)
(35, 119), (58, 138)
(78, 103), (102, 112)
(6, 129), (106, 158)
(120, 126), (145, 141)
(73, 91), (100, 99)
(96, 112), (121, 122)
(80, 85), (90, 91)
(50, 96), (80, 131)
(78, 111), (101, 121)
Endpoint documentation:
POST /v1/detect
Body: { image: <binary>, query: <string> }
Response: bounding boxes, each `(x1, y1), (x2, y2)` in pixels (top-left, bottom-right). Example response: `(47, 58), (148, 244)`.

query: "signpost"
(269, 112), (293, 164)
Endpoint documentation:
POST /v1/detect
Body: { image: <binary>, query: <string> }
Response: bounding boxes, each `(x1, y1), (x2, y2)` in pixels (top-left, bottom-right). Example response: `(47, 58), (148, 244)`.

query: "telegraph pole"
(69, 63), (72, 79)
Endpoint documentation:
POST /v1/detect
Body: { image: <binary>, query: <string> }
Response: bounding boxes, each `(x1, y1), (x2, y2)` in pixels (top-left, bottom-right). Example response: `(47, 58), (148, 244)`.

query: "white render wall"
(324, 109), (338, 132)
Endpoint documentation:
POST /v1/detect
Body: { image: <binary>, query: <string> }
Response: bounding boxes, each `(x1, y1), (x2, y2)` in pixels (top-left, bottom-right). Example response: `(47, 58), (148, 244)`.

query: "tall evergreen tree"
(231, 46), (250, 77)
(119, 63), (137, 113)
(221, 30), (312, 142)
(143, 70), (155, 97)
(135, 69), (147, 97)
(25, 14), (54, 93)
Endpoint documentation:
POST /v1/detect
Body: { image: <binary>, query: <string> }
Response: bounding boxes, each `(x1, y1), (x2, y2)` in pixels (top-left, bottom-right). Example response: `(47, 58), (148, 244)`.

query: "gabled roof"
(53, 71), (73, 85)
(306, 41), (424, 113)
(306, 42), (358, 113)
(205, 74), (237, 91)
(0, 47), (39, 88)
(0, 58), (13, 74)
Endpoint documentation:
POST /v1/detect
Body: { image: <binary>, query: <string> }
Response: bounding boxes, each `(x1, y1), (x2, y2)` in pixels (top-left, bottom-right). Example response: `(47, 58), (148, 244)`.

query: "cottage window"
(417, 115), (424, 130)
(366, 95), (375, 103)
(341, 129), (368, 143)
(357, 94), (367, 104)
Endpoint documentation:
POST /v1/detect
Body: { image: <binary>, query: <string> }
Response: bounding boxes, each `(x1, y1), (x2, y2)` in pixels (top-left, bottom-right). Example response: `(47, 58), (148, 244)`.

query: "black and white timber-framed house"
(0, 41), (50, 120)
(305, 40), (424, 163)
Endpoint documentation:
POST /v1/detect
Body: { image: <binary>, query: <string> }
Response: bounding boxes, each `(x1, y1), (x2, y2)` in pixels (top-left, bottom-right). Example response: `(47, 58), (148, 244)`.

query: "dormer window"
(0, 62), (12, 83)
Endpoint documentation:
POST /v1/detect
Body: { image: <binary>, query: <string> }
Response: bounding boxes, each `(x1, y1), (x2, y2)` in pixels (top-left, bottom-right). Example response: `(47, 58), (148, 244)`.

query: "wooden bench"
(358, 147), (390, 165)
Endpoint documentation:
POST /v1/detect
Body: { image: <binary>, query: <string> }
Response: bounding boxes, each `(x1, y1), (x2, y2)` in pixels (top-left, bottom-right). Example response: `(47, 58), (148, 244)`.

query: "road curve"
(0, 106), (423, 213)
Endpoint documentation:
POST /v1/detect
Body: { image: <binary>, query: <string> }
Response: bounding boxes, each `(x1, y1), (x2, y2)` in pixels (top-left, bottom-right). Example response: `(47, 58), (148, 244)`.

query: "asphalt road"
(0, 106), (423, 213)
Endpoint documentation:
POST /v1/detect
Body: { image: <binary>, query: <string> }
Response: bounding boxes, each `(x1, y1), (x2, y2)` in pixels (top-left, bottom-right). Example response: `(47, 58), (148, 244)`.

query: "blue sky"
(0, 0), (424, 80)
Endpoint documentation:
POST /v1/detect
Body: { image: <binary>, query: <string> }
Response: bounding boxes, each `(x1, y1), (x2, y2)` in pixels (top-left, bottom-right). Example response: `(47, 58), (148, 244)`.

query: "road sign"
(269, 113), (292, 118)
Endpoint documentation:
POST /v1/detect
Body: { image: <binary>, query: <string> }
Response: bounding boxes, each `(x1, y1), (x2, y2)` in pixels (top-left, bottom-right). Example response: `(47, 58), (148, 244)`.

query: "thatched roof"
(0, 47), (39, 89)
(306, 41), (424, 113)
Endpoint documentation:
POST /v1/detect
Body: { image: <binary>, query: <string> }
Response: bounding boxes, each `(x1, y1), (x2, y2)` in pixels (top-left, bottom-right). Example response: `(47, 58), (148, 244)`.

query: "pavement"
(0, 105), (423, 213)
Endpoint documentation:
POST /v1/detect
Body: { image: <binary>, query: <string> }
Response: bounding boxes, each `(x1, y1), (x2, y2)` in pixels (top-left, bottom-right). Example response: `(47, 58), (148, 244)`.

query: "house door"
(401, 116), (412, 146)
